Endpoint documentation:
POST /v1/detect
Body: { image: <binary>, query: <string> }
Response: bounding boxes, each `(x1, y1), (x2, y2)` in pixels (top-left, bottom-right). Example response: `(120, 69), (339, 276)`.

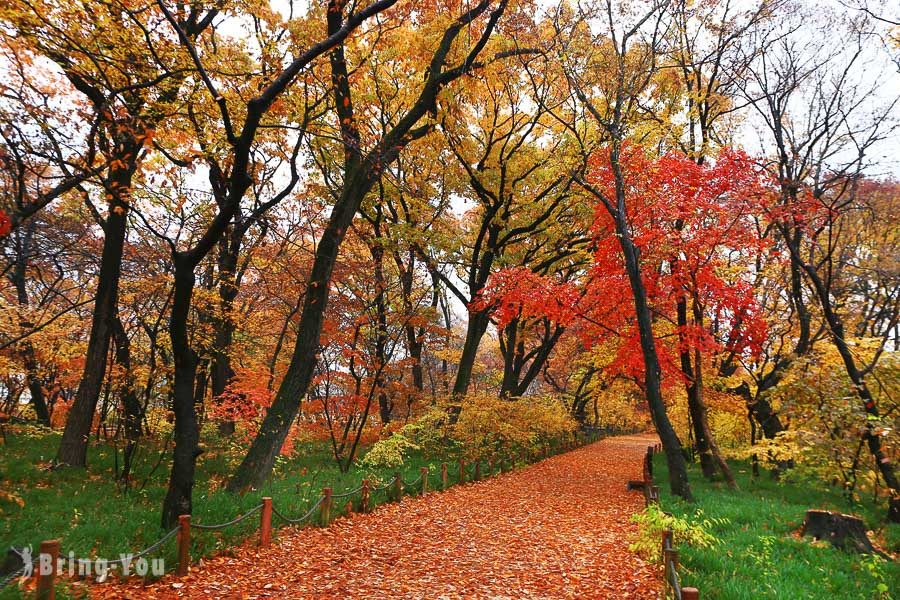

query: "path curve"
(100, 434), (659, 599)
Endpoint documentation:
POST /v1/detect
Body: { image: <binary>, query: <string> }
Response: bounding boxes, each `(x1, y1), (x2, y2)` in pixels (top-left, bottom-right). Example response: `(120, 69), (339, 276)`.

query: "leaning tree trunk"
(228, 168), (375, 493)
(617, 221), (692, 500)
(607, 139), (692, 501)
(57, 163), (133, 467)
(452, 309), (492, 397)
(227, 0), (507, 491)
(802, 266), (900, 522)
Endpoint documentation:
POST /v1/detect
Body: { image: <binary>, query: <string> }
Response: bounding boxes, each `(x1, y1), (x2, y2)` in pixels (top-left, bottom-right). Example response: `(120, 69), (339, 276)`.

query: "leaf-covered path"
(104, 434), (659, 599)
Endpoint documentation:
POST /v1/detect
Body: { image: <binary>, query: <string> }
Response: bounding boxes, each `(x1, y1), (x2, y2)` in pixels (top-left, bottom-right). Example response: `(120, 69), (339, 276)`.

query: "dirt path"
(100, 434), (659, 599)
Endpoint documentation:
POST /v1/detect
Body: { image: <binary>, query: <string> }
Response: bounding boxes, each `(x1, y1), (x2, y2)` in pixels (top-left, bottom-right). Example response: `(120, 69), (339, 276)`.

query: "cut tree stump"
(801, 510), (874, 553)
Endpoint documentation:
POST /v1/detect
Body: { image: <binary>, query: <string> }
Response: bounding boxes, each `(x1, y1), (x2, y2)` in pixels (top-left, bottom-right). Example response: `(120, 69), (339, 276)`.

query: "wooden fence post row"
(361, 479), (370, 513)
(420, 467), (429, 495)
(177, 515), (191, 576)
(321, 488), (332, 525)
(36, 538), (59, 600)
(393, 472), (403, 500)
(260, 497), (272, 547)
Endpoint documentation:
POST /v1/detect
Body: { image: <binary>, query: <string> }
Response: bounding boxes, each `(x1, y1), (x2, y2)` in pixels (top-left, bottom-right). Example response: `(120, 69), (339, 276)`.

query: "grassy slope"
(654, 455), (900, 599)
(0, 424), (498, 596)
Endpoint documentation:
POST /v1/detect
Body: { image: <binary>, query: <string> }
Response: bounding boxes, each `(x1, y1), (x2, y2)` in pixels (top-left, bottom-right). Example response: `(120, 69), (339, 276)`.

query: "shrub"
(358, 432), (419, 470)
(630, 504), (724, 562)
(451, 393), (576, 459)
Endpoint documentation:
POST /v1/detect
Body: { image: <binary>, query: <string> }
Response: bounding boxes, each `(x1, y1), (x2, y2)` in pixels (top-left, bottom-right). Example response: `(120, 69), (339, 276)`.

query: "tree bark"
(228, 168), (374, 492)
(227, 0), (510, 492)
(800, 262), (900, 522)
(112, 316), (142, 482)
(57, 160), (134, 466)
(9, 225), (51, 426)
(607, 141), (692, 500)
(161, 259), (202, 528)
(452, 309), (492, 396)
(211, 229), (240, 436)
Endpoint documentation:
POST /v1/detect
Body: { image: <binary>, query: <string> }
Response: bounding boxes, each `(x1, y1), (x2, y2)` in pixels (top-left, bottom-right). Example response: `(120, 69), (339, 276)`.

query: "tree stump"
(801, 510), (874, 553)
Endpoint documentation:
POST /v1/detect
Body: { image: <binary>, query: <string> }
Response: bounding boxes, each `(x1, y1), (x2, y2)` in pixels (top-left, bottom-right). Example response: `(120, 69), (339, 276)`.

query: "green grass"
(0, 424), (545, 597)
(653, 455), (900, 599)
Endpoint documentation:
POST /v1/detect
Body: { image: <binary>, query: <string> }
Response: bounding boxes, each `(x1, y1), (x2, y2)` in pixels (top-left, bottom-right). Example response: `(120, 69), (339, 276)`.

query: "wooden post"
(394, 472), (402, 500)
(321, 488), (332, 525)
(420, 467), (429, 495)
(489, 457), (495, 476)
(651, 486), (659, 504)
(682, 587), (700, 599)
(260, 497), (272, 547)
(441, 463), (448, 490)
(176, 515), (190, 576)
(459, 459), (466, 484)
(36, 539), (59, 600)
(361, 479), (370, 513)
(665, 548), (679, 580)
(661, 528), (675, 594)
(474, 460), (481, 481)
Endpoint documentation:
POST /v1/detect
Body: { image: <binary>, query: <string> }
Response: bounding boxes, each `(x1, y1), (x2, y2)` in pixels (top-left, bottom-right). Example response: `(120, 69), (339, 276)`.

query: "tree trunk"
(23, 352), (50, 426)
(691, 345), (735, 488)
(161, 259), (202, 528)
(228, 168), (374, 493)
(677, 297), (715, 478)
(10, 223), (52, 426)
(211, 231), (240, 436)
(57, 163), (133, 467)
(112, 316), (142, 482)
(371, 230), (392, 425)
(452, 309), (491, 397)
(608, 142), (691, 501)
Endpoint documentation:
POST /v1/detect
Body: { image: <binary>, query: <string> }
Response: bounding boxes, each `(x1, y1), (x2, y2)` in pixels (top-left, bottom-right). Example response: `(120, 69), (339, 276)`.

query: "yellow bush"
(451, 393), (577, 459)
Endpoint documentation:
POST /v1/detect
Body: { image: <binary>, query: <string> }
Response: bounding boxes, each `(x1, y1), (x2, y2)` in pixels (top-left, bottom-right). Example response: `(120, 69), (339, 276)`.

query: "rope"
(663, 536), (682, 599)
(193, 504), (263, 530)
(0, 562), (33, 590)
(372, 476), (398, 492)
(271, 496), (324, 525)
(402, 473), (422, 487)
(331, 485), (364, 499)
(127, 526), (180, 560)
(62, 526), (180, 569)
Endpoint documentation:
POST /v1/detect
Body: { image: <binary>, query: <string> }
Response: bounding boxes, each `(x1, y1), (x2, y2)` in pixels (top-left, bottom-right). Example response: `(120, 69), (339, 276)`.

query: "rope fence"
(192, 503), (263, 530)
(1, 430), (602, 597)
(640, 444), (700, 600)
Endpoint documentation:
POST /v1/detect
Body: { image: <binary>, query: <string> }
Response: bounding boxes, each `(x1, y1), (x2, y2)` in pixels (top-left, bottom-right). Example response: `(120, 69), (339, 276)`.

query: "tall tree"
(745, 9), (900, 519)
(555, 0), (694, 500)
(229, 0), (517, 492)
